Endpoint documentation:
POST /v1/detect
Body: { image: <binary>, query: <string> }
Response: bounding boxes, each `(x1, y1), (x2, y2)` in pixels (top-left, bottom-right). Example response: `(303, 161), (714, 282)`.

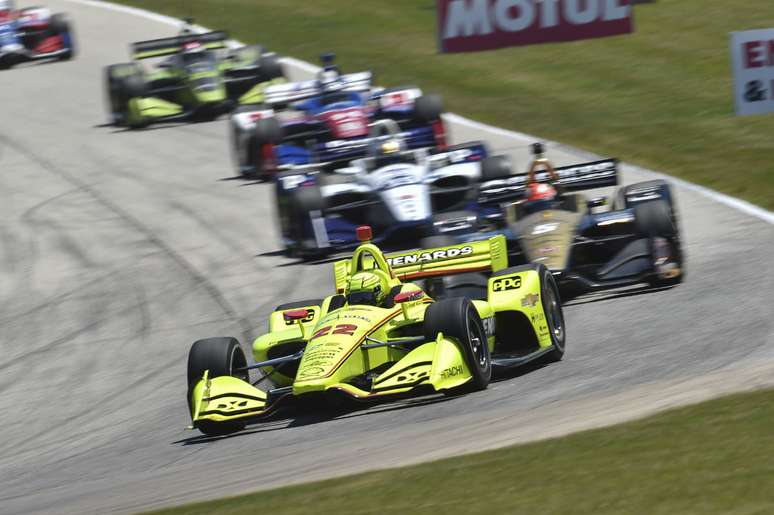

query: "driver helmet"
(368, 137), (405, 167)
(346, 270), (390, 306)
(527, 182), (557, 202)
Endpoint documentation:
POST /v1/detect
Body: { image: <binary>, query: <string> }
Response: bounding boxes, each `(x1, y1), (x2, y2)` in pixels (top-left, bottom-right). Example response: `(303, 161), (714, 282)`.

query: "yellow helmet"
(346, 270), (390, 306)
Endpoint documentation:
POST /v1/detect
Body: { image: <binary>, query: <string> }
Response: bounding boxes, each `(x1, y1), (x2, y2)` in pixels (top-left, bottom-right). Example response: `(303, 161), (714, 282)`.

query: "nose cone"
(293, 306), (393, 393)
(383, 184), (431, 222)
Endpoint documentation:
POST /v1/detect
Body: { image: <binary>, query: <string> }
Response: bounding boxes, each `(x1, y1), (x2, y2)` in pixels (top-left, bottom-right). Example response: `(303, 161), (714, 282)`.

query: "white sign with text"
(730, 28), (774, 116)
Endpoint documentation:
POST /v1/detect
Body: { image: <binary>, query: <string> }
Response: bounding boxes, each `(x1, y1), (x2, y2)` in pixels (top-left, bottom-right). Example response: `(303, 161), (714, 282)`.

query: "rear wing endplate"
(131, 31), (229, 60)
(333, 235), (508, 291)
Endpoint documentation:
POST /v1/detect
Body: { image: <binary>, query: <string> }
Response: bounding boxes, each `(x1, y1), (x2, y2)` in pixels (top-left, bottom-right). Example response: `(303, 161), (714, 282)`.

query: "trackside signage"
(437, 0), (634, 53)
(730, 28), (774, 116)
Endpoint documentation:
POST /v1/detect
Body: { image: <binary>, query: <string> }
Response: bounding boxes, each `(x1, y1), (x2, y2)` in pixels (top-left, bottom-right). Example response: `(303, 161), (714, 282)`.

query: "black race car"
(423, 143), (684, 299)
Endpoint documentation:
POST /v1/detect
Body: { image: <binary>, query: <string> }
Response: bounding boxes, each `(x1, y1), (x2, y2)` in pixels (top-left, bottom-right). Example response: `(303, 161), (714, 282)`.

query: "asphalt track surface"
(1, 1), (773, 513)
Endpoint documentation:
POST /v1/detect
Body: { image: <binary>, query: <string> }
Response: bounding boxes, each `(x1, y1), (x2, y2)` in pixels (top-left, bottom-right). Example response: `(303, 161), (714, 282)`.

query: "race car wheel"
(50, 14), (75, 60)
(634, 199), (677, 238)
(275, 177), (325, 257)
(539, 265), (566, 362)
(259, 53), (284, 80)
(480, 155), (512, 182)
(414, 94), (444, 123)
(635, 200), (683, 288)
(187, 337), (249, 436)
(252, 118), (283, 177)
(105, 63), (146, 127)
(424, 297), (491, 391)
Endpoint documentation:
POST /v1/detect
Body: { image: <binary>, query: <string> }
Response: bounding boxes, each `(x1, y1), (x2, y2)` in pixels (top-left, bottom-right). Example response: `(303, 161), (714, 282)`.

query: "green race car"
(105, 25), (284, 128)
(187, 227), (566, 436)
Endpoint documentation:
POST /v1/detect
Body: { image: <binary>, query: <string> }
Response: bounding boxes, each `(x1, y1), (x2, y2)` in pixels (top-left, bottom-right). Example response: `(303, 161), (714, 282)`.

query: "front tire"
(187, 337), (249, 436)
(424, 297), (491, 391)
(105, 63), (146, 127)
(539, 265), (565, 362)
(50, 13), (75, 60)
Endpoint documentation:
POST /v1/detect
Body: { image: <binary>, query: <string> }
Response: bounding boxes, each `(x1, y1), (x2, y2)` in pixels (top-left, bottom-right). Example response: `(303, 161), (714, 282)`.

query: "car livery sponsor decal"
(440, 364), (464, 379)
(532, 222), (560, 235)
(492, 275), (522, 292)
(387, 246), (473, 267)
(521, 293), (540, 307)
(482, 316), (495, 337)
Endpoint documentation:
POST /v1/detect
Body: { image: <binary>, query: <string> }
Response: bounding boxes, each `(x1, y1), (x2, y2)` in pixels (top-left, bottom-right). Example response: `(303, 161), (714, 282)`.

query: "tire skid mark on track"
(0, 132), (254, 345)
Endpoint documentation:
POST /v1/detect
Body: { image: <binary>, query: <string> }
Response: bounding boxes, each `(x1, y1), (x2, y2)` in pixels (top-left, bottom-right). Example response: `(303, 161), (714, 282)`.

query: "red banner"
(437, 0), (634, 53)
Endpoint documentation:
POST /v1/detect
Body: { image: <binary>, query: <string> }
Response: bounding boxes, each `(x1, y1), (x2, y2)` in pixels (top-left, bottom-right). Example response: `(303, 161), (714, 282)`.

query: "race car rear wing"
(131, 31), (229, 60)
(262, 71), (373, 106)
(333, 235), (508, 291)
(479, 158), (619, 201)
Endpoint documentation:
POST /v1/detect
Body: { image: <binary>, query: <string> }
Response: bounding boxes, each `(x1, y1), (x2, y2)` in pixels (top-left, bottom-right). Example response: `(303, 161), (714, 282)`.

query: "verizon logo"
(438, 0), (633, 53)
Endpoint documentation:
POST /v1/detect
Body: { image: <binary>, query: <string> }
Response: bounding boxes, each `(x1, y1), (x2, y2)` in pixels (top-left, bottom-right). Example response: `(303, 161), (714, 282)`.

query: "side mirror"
(394, 290), (423, 303)
(283, 309), (310, 322)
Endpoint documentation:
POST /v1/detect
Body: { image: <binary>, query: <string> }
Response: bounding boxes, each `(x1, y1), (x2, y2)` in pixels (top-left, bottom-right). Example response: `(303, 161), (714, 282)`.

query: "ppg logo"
(492, 276), (522, 292)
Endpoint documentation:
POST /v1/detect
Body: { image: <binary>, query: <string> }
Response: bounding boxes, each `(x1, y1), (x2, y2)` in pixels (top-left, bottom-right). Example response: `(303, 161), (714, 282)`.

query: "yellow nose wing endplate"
(190, 373), (268, 424)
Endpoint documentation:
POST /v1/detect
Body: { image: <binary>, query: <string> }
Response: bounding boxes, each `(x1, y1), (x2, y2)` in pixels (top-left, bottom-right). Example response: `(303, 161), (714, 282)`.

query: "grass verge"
(148, 388), (774, 514)
(113, 0), (774, 210)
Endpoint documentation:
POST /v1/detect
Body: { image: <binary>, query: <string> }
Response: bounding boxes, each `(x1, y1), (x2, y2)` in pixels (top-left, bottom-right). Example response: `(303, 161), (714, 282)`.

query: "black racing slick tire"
(259, 53), (284, 81)
(414, 94), (443, 123)
(634, 199), (677, 238)
(50, 13), (75, 60)
(538, 265), (566, 362)
(480, 155), (512, 182)
(250, 117), (283, 178)
(424, 297), (491, 391)
(105, 63), (146, 127)
(275, 175), (326, 257)
(187, 337), (249, 436)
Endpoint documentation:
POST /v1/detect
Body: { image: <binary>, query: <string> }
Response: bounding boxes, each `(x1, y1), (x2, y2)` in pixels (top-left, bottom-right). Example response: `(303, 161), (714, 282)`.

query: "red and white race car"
(229, 53), (445, 179)
(0, 0), (75, 69)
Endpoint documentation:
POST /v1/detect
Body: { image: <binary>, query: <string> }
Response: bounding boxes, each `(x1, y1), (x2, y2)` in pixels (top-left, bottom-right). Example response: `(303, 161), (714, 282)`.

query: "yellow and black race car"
(187, 227), (564, 436)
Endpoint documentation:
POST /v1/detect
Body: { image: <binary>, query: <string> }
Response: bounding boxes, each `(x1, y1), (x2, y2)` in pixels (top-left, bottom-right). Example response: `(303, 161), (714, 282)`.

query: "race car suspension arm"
(361, 335), (425, 350)
(236, 350), (304, 372)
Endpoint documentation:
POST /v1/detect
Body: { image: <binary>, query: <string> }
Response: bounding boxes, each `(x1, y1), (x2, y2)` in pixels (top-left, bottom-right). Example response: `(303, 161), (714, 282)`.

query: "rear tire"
(275, 176), (326, 257)
(480, 155), (512, 182)
(424, 297), (491, 391)
(259, 53), (284, 80)
(252, 118), (283, 178)
(414, 94), (443, 123)
(187, 337), (249, 436)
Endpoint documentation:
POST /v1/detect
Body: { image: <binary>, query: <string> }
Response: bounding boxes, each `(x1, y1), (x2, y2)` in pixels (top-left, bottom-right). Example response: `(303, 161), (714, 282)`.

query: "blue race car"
(229, 53), (445, 179)
(0, 1), (74, 69)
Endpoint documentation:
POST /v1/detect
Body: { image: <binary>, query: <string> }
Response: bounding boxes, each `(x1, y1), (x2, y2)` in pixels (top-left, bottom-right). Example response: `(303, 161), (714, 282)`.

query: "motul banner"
(437, 0), (634, 53)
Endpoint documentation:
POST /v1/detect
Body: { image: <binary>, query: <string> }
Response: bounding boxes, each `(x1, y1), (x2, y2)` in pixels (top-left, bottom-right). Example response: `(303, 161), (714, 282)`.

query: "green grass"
(113, 0), (774, 210)
(149, 388), (774, 514)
